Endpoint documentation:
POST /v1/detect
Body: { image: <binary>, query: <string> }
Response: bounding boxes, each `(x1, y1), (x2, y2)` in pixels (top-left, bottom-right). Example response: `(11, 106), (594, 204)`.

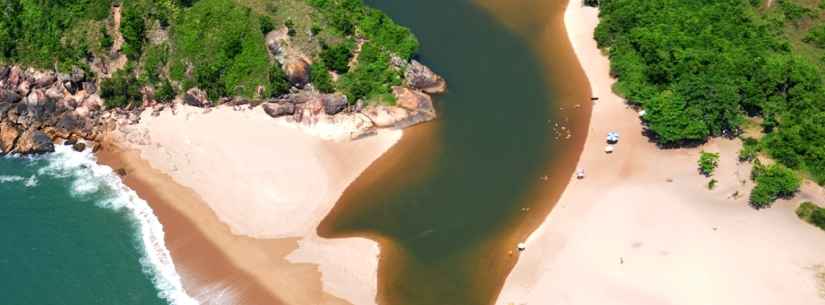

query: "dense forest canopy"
(0, 0), (420, 104)
(595, 0), (825, 184)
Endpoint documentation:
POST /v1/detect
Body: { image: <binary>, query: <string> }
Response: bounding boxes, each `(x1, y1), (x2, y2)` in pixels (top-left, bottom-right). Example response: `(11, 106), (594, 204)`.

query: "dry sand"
(496, 3), (825, 305)
(105, 105), (401, 305)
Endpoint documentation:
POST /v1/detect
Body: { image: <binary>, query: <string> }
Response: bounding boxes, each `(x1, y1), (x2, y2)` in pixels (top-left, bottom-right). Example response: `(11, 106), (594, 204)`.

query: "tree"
(321, 43), (353, 74)
(101, 67), (142, 109)
(269, 63), (289, 97)
(310, 62), (335, 93)
(155, 79), (176, 103)
(750, 162), (801, 209)
(698, 151), (720, 176)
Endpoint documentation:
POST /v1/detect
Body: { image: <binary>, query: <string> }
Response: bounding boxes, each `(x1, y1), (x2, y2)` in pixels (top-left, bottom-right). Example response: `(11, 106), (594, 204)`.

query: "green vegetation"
(1, 0), (422, 106)
(739, 137), (761, 162)
(310, 62), (335, 93)
(750, 160), (802, 208)
(269, 63), (290, 98)
(708, 179), (718, 190)
(595, 0), (825, 186)
(320, 43), (354, 73)
(796, 201), (825, 231)
(100, 65), (142, 108)
(698, 151), (721, 176)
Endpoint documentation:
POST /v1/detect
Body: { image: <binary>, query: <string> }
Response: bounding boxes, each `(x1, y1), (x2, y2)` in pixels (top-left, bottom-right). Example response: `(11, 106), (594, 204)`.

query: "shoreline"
(97, 104), (402, 305)
(496, 2), (825, 305)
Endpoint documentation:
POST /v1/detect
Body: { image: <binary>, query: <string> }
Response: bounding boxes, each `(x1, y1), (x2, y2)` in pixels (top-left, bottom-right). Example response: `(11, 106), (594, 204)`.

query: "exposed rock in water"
(0, 121), (21, 154)
(405, 60), (447, 94)
(184, 88), (210, 107)
(15, 128), (54, 154)
(322, 93), (348, 115)
(72, 142), (86, 152)
(263, 102), (295, 118)
(394, 86), (437, 119)
(362, 105), (411, 128)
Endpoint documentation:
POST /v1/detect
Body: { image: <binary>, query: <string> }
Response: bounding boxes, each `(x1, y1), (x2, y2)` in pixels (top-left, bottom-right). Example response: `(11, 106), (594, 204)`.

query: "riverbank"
(98, 104), (401, 305)
(496, 3), (825, 305)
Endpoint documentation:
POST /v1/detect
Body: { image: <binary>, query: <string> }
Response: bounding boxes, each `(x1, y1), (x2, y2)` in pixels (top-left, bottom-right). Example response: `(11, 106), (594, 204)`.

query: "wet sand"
(495, 3), (825, 305)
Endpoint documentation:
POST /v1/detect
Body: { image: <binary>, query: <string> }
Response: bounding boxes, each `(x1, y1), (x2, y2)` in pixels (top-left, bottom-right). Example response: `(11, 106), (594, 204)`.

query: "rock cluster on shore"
(0, 32), (446, 154)
(0, 65), (123, 155)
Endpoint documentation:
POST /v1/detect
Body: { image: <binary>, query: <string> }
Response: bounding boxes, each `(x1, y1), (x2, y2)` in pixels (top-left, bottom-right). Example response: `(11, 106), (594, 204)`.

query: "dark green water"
(0, 147), (194, 305)
(320, 1), (572, 304)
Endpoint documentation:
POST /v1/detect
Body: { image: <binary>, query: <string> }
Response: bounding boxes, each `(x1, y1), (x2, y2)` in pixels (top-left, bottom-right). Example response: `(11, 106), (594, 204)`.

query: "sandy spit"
(102, 104), (402, 305)
(495, 2), (825, 305)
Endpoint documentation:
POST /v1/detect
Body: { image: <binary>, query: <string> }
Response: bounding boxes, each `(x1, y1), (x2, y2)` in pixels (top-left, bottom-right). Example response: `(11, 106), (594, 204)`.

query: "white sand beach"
(496, 3), (825, 305)
(110, 105), (401, 305)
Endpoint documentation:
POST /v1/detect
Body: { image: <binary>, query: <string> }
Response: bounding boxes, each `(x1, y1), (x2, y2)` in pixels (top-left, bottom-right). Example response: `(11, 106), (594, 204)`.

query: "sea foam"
(35, 146), (199, 305)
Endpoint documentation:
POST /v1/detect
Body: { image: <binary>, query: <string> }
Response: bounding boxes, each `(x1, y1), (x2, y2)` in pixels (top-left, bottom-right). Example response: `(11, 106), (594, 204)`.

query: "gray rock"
(405, 60), (447, 94)
(33, 73), (56, 88)
(72, 142), (86, 152)
(0, 89), (21, 103)
(322, 94), (348, 115)
(262, 102), (295, 117)
(0, 66), (9, 81)
(184, 88), (210, 107)
(82, 81), (97, 94)
(15, 129), (54, 155)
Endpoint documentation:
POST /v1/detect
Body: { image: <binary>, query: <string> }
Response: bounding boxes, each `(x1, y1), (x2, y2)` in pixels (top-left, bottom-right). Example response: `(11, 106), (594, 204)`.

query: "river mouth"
(318, 1), (592, 304)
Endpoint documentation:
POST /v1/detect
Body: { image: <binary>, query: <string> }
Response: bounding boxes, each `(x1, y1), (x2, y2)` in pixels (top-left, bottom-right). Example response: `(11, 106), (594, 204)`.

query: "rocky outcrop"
(0, 121), (20, 153)
(284, 58), (310, 88)
(184, 88), (210, 107)
(322, 94), (348, 115)
(405, 60), (447, 94)
(15, 128), (54, 154)
(263, 102), (295, 117)
(0, 65), (113, 155)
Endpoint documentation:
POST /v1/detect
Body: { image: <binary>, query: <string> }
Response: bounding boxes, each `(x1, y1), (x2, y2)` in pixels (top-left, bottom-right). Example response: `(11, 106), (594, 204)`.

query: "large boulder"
(322, 93), (348, 115)
(16, 129), (55, 155)
(0, 66), (9, 81)
(0, 89), (21, 103)
(0, 102), (12, 120)
(361, 105), (411, 128)
(33, 72), (57, 88)
(184, 88), (210, 107)
(393, 86), (436, 118)
(0, 122), (20, 154)
(405, 60), (447, 94)
(82, 81), (97, 95)
(284, 57), (310, 88)
(262, 102), (295, 118)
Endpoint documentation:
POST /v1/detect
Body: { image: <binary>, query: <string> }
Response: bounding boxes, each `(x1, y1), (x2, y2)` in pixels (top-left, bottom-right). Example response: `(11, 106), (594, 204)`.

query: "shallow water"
(320, 0), (590, 304)
(0, 147), (195, 305)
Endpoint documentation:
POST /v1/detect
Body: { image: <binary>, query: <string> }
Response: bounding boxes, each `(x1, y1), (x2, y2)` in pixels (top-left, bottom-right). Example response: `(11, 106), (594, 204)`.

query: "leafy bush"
(796, 201), (825, 231)
(321, 43), (353, 73)
(154, 79), (176, 102)
(121, 1), (147, 60)
(698, 151), (720, 176)
(339, 42), (402, 103)
(101, 67), (142, 109)
(739, 137), (760, 162)
(260, 16), (275, 34)
(750, 161), (801, 209)
(170, 0), (270, 99)
(804, 25), (825, 48)
(269, 63), (290, 97)
(310, 62), (335, 93)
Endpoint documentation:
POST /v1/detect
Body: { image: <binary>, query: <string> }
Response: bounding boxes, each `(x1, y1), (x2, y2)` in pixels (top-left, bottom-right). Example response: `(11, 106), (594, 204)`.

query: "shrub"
(750, 162), (801, 209)
(321, 43), (353, 73)
(804, 25), (825, 48)
(101, 67), (142, 109)
(121, 1), (147, 60)
(269, 63), (290, 97)
(698, 151), (720, 176)
(260, 16), (275, 34)
(797, 202), (825, 231)
(339, 42), (402, 103)
(154, 79), (176, 102)
(739, 137), (760, 162)
(310, 62), (335, 93)
(708, 179), (718, 190)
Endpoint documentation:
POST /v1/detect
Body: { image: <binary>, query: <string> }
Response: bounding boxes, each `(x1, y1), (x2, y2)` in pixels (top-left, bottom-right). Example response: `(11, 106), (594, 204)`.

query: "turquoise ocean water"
(0, 146), (196, 305)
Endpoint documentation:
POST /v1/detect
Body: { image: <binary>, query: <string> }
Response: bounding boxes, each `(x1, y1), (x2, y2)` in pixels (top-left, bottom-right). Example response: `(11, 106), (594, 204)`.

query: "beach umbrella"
(607, 131), (620, 143)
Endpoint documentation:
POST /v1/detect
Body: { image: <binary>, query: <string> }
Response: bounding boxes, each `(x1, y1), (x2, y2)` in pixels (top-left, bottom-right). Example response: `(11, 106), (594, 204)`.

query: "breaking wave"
(33, 145), (199, 305)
